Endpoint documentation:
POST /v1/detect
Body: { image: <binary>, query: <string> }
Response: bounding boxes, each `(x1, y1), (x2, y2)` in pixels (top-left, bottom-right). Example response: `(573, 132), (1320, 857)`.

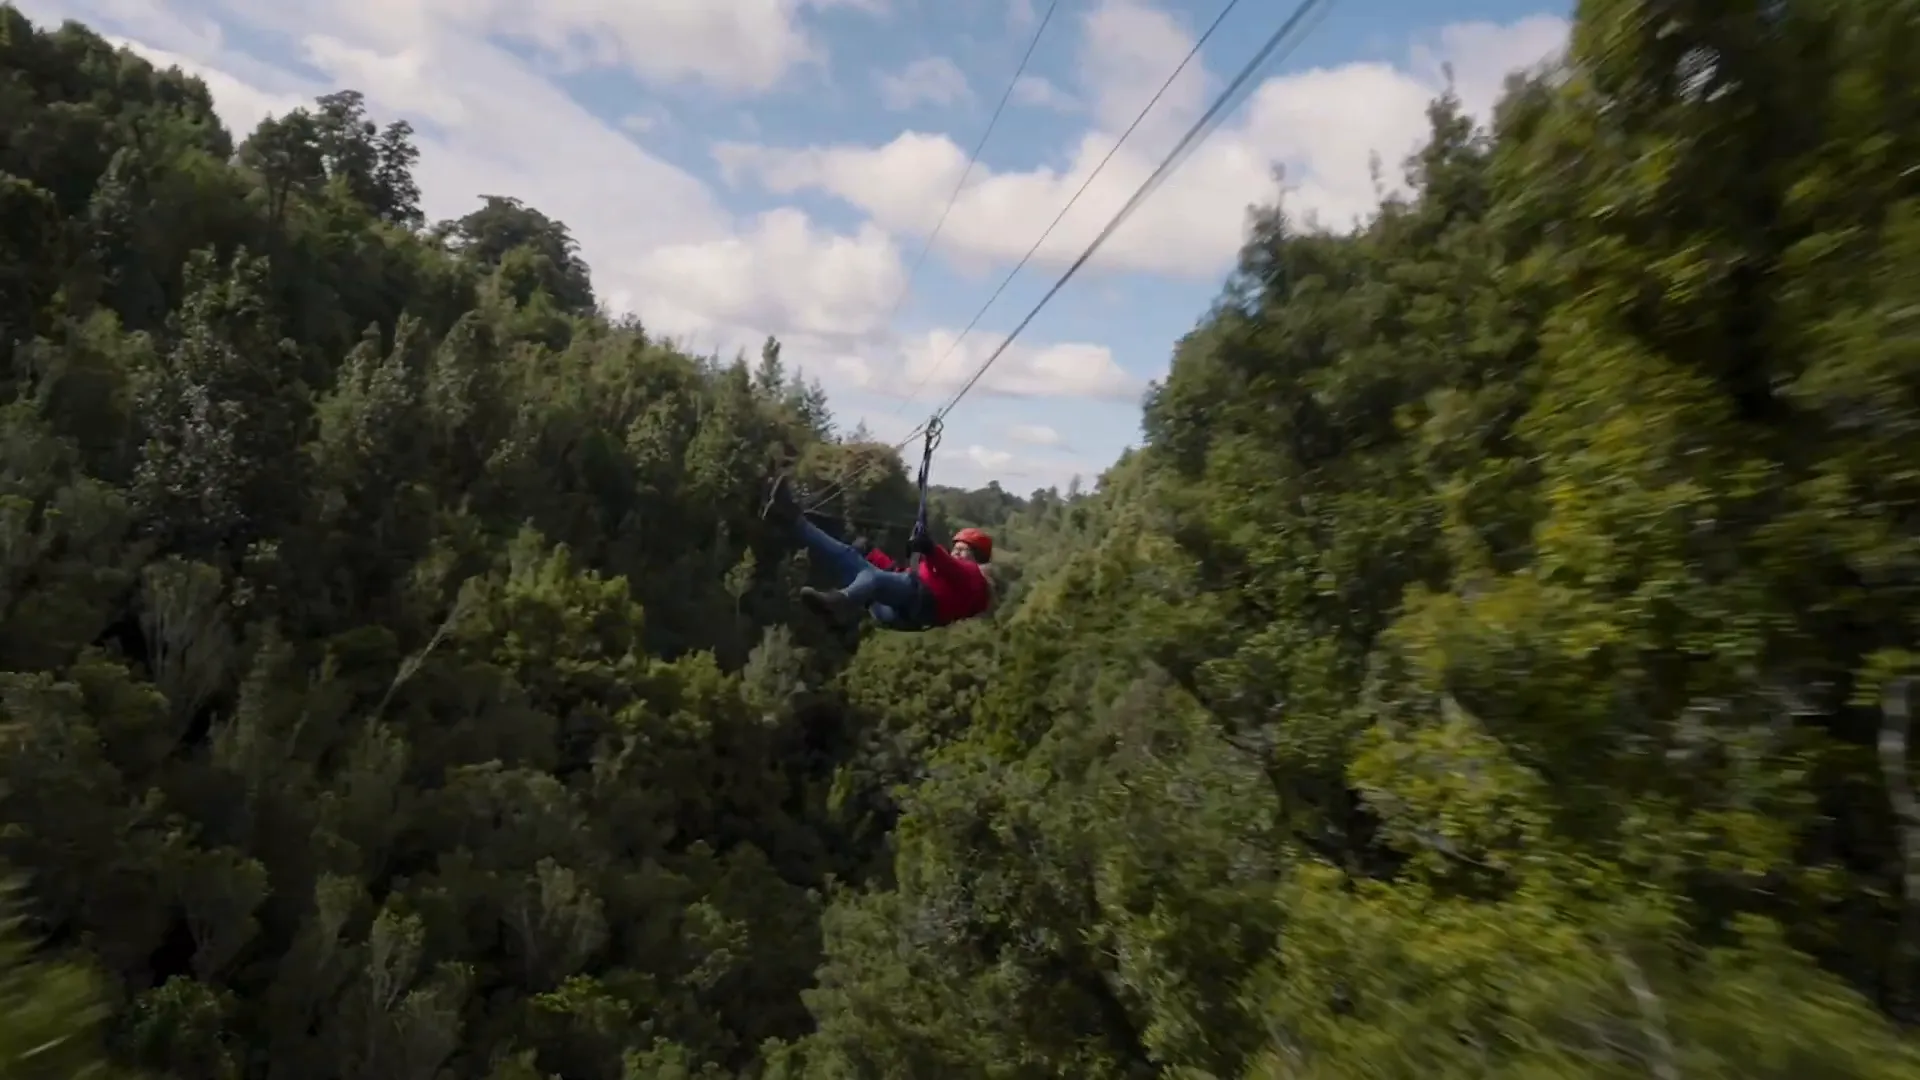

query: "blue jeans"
(795, 519), (933, 630)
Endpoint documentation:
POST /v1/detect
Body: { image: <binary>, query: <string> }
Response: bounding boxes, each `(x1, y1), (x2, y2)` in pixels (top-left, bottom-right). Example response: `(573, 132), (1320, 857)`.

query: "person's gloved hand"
(907, 528), (936, 555)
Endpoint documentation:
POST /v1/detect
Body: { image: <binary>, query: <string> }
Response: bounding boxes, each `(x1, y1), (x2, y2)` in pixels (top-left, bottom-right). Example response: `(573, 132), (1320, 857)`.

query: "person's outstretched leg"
(794, 517), (875, 587)
(769, 475), (930, 625)
(794, 520), (896, 623)
(796, 548), (932, 626)
(769, 475), (868, 622)
(841, 566), (923, 611)
(768, 475), (872, 583)
(835, 566), (935, 629)
(803, 563), (910, 624)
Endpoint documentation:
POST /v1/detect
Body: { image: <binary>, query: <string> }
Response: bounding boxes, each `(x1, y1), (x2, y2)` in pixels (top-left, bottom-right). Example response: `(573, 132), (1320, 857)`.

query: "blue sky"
(11, 0), (1571, 495)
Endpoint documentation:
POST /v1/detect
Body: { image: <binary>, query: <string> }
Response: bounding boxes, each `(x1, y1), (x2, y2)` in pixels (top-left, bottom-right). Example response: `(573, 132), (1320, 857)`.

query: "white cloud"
(619, 104), (672, 136)
(10, 0), (1570, 493)
(17, 0), (310, 126)
(23, 0), (914, 350)
(947, 443), (1094, 494)
(715, 130), (969, 236)
(815, 327), (1135, 408)
(967, 445), (1014, 470)
(41, 0), (224, 56)
(212, 0), (884, 96)
(626, 209), (903, 342)
(1006, 423), (1064, 447)
(1412, 17), (1571, 114)
(1078, 0), (1210, 145)
(272, 28), (741, 277)
(898, 330), (1138, 401)
(877, 56), (972, 110)
(1011, 73), (1076, 112)
(716, 3), (1570, 278)
(108, 37), (308, 131)
(825, 412), (1109, 497)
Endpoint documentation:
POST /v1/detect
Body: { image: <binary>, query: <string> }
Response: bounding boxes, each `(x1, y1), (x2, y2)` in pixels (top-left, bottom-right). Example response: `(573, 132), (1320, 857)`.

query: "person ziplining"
(749, 0), (1330, 632)
(763, 418), (994, 632)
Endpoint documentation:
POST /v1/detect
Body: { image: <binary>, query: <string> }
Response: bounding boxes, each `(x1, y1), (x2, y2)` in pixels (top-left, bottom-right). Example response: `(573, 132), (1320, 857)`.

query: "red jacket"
(913, 544), (991, 625)
(865, 548), (896, 571)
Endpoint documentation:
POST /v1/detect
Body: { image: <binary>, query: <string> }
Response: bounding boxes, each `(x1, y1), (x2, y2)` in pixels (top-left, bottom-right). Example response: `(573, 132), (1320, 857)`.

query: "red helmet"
(953, 527), (993, 562)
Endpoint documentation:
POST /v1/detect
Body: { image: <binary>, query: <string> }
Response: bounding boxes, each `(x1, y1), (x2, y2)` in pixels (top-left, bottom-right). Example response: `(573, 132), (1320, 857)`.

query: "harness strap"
(903, 417), (942, 580)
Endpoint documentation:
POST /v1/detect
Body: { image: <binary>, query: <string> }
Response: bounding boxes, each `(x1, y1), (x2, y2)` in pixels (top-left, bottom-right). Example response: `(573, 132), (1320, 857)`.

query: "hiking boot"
(799, 586), (857, 623)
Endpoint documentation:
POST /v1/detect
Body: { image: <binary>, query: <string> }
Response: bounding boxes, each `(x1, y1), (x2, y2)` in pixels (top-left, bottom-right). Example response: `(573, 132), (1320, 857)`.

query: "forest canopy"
(3, 0), (1920, 1077)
